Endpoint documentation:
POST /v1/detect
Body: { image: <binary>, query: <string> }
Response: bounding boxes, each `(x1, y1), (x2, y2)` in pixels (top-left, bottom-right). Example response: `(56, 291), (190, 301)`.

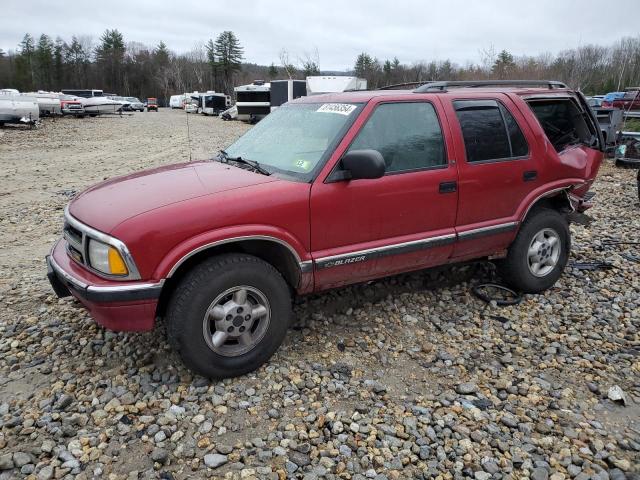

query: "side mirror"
(329, 149), (386, 182)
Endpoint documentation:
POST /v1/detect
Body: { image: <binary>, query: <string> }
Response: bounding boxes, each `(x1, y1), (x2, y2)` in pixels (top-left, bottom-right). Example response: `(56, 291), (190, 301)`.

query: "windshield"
(127, 97), (140, 102)
(224, 102), (362, 180)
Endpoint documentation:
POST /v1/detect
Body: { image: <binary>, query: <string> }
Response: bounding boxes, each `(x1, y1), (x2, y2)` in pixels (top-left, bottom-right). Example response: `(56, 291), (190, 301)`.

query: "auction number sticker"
(316, 103), (357, 115)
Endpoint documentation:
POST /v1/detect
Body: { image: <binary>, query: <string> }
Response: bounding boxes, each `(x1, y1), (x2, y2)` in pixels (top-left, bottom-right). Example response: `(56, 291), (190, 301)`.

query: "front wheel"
(498, 208), (570, 293)
(166, 254), (292, 378)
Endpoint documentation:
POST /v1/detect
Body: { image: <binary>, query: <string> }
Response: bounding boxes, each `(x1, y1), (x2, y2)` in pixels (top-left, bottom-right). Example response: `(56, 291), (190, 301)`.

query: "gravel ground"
(0, 110), (639, 480)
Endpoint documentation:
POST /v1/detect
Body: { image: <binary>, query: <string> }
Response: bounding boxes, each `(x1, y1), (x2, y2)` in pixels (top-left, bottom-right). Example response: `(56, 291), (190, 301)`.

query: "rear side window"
(527, 98), (596, 152)
(348, 102), (446, 173)
(454, 100), (528, 163)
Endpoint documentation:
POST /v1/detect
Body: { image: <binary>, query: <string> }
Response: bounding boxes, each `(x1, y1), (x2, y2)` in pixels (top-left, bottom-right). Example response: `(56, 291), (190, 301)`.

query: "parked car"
(46, 80), (603, 378)
(602, 90), (640, 110)
(125, 97), (144, 112)
(59, 95), (85, 117)
(146, 98), (158, 112)
(586, 96), (604, 108)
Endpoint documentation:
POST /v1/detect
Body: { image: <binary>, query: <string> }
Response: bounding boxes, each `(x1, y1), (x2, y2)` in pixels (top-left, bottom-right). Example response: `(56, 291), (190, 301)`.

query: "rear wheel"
(499, 208), (570, 293)
(166, 254), (292, 378)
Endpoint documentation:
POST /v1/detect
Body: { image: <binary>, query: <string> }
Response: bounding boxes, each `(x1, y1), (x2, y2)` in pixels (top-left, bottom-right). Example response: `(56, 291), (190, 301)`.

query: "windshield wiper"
(217, 150), (271, 176)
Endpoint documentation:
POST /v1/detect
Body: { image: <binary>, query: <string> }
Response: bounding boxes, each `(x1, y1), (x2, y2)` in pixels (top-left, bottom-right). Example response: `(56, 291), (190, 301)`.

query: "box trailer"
(189, 92), (230, 116)
(270, 79), (307, 109)
(306, 76), (367, 95)
(235, 81), (271, 122)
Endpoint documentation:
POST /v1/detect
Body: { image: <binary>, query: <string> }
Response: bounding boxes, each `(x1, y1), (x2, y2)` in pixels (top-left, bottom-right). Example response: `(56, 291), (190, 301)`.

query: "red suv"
(47, 80), (603, 378)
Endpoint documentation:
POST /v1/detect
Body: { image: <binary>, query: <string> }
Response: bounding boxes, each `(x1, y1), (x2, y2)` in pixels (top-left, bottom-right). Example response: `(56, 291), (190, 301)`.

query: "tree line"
(1, 31), (639, 103)
(0, 29), (249, 104)
(354, 37), (640, 94)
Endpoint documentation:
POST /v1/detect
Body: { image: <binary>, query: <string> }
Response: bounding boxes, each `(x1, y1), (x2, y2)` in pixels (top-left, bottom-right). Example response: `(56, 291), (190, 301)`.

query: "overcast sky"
(1, 0), (638, 70)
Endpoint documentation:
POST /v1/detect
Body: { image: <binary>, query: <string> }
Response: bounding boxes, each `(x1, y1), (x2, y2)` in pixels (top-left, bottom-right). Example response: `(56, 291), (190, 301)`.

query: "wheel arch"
(519, 186), (574, 224)
(155, 236), (311, 318)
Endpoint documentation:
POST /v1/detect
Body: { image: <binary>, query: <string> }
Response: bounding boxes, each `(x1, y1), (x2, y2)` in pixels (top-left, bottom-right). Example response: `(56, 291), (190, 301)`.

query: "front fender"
(153, 224), (311, 280)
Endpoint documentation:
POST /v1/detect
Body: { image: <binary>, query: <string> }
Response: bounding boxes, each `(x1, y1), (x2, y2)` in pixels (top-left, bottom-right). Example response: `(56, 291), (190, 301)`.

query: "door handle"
(439, 181), (457, 193)
(523, 170), (538, 182)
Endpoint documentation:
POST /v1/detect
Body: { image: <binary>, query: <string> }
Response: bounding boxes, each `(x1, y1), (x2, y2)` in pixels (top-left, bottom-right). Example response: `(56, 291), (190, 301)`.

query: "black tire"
(166, 253), (292, 378)
(499, 208), (570, 293)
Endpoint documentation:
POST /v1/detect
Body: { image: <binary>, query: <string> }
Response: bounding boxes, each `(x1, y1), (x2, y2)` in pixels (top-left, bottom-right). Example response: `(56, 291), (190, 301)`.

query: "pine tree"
(65, 36), (90, 87)
(492, 50), (515, 79)
(354, 52), (380, 86)
(36, 34), (54, 90)
(302, 60), (319, 76)
(268, 63), (278, 79)
(154, 41), (170, 67)
(53, 37), (65, 89)
(15, 34), (36, 90)
(214, 31), (243, 93)
(354, 52), (375, 78)
(205, 38), (219, 90)
(96, 29), (126, 92)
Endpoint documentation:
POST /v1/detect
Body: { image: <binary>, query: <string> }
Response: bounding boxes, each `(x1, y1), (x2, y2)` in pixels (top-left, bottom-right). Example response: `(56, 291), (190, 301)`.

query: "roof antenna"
(185, 98), (193, 162)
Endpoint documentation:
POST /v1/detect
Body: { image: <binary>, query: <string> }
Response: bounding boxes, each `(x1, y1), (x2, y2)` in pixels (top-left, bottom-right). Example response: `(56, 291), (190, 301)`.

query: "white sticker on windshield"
(316, 103), (357, 115)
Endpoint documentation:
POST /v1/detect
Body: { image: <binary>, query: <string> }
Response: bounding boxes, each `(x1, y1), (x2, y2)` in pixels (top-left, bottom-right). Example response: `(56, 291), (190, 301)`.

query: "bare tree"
(279, 49), (297, 79)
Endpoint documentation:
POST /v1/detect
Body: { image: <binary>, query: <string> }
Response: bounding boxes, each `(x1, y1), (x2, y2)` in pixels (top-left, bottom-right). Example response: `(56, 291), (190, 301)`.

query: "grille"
(63, 222), (85, 265)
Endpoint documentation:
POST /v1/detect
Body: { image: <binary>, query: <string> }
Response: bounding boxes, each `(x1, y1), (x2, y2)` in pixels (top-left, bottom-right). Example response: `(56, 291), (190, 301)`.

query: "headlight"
(88, 239), (129, 275)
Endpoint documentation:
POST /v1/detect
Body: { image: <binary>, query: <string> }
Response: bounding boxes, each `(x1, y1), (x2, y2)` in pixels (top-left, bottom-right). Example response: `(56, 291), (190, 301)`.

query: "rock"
(0, 454), (14, 470)
(37, 466), (54, 480)
(456, 382), (478, 395)
(475, 472), (492, 480)
(204, 453), (228, 469)
(151, 448), (169, 464)
(531, 467), (549, 480)
(607, 385), (628, 406)
(289, 451), (311, 467)
(610, 457), (631, 471)
(55, 394), (74, 410)
(12, 452), (32, 468)
(501, 415), (519, 428)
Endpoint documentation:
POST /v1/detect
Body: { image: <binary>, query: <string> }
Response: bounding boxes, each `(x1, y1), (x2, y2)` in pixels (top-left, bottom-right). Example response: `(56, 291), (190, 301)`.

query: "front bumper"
(46, 240), (162, 331)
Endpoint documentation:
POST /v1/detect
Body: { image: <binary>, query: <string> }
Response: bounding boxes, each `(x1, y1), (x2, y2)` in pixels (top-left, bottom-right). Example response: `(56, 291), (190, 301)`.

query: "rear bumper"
(46, 240), (161, 331)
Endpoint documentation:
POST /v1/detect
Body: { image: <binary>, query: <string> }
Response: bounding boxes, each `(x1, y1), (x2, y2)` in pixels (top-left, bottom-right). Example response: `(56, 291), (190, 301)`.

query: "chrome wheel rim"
(202, 286), (270, 357)
(527, 228), (561, 277)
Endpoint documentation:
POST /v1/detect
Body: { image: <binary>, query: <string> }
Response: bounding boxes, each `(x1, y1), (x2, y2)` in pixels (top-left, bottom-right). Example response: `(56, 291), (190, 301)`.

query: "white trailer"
(191, 91), (231, 116)
(234, 81), (271, 122)
(306, 76), (367, 95)
(170, 94), (187, 109)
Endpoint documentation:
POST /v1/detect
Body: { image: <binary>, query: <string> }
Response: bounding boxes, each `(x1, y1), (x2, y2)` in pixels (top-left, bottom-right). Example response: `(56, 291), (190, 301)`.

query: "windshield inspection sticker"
(316, 103), (357, 115)
(293, 159), (312, 171)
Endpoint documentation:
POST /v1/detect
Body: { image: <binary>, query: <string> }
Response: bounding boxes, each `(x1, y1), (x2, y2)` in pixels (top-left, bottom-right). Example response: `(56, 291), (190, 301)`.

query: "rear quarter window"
(453, 100), (528, 163)
(526, 98), (596, 152)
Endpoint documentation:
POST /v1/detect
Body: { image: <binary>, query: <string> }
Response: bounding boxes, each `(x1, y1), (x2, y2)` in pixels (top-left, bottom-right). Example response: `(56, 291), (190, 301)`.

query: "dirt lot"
(0, 110), (638, 479)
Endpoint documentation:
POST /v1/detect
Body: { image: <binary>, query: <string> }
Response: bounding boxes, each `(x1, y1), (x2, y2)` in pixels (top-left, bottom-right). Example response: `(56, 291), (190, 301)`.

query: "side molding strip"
(313, 221), (519, 270)
(315, 234), (456, 270)
(457, 222), (518, 241)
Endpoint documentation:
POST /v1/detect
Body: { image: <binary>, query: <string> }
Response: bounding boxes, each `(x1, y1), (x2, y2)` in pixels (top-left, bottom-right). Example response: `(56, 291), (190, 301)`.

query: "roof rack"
(413, 80), (568, 93)
(379, 82), (427, 90)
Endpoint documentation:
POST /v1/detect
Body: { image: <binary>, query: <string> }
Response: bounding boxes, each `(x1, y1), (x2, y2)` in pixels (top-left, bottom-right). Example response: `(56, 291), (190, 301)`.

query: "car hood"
(69, 160), (279, 233)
